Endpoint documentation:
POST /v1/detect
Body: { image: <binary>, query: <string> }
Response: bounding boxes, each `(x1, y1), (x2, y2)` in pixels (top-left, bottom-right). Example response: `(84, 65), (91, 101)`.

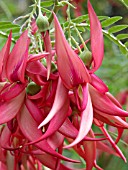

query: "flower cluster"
(0, 0), (128, 169)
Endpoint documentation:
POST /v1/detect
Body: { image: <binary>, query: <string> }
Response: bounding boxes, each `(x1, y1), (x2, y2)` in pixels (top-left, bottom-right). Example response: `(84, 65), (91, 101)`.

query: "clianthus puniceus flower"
(0, 0), (128, 169)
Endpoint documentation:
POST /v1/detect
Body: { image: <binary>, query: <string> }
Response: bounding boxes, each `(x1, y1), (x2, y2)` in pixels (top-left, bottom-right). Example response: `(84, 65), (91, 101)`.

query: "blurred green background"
(0, 0), (127, 169)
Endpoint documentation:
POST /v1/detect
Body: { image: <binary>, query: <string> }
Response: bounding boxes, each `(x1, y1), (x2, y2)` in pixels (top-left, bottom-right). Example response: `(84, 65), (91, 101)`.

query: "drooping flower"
(0, 0), (128, 169)
(54, 13), (91, 89)
(88, 0), (104, 73)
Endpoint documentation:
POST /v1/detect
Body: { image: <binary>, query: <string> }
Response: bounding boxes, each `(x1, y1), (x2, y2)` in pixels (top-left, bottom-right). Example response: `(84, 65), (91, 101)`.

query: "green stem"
(0, 31), (16, 43)
(71, 36), (82, 53)
(38, 0), (42, 15)
(67, 5), (72, 46)
(13, 14), (29, 24)
(74, 26), (88, 51)
(38, 34), (43, 53)
(48, 0), (59, 25)
(55, 0), (58, 5)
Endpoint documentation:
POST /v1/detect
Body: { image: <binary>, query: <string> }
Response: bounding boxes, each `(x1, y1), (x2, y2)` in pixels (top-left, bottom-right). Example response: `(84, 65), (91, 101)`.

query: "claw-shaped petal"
(54, 13), (90, 89)
(88, 0), (104, 73)
(17, 104), (80, 163)
(64, 84), (93, 148)
(38, 78), (69, 128)
(0, 88), (25, 124)
(0, 31), (11, 81)
(6, 30), (30, 83)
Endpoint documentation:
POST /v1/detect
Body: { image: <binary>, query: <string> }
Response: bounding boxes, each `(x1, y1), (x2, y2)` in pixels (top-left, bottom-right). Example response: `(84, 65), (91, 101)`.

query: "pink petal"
(74, 84), (88, 111)
(47, 132), (64, 150)
(83, 130), (96, 170)
(0, 144), (6, 162)
(94, 110), (128, 128)
(27, 52), (49, 62)
(55, 142), (63, 170)
(89, 85), (128, 117)
(0, 89), (25, 124)
(67, 138), (87, 159)
(88, 0), (104, 73)
(26, 60), (57, 80)
(96, 141), (119, 157)
(100, 126), (126, 162)
(90, 74), (108, 93)
(115, 128), (124, 144)
(106, 92), (122, 108)
(17, 104), (79, 163)
(38, 78), (69, 128)
(0, 126), (11, 149)
(0, 162), (8, 170)
(7, 119), (17, 133)
(25, 98), (44, 124)
(42, 31), (52, 80)
(0, 126), (20, 150)
(36, 154), (74, 170)
(44, 79), (58, 105)
(6, 30), (30, 82)
(94, 161), (103, 170)
(27, 105), (70, 146)
(54, 13), (90, 89)
(0, 83), (26, 101)
(94, 112), (118, 127)
(26, 72), (48, 85)
(59, 118), (106, 141)
(0, 31), (11, 81)
(16, 50), (28, 83)
(64, 85), (93, 148)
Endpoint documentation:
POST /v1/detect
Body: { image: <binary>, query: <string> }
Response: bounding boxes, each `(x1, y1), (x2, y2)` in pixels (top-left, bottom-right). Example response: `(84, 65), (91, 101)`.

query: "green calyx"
(26, 82), (41, 95)
(36, 14), (49, 32)
(79, 50), (92, 68)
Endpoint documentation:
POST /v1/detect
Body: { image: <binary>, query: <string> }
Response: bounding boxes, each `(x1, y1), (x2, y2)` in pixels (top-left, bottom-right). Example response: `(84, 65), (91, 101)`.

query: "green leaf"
(108, 25), (128, 33)
(117, 34), (128, 40)
(72, 15), (88, 24)
(101, 16), (122, 27)
(76, 26), (85, 32)
(0, 31), (8, 38)
(64, 16), (110, 29)
(103, 30), (128, 55)
(0, 31), (15, 43)
(124, 0), (128, 6)
(41, 7), (51, 14)
(73, 16), (109, 24)
(60, 1), (76, 9)
(13, 35), (20, 40)
(120, 0), (128, 8)
(124, 41), (128, 47)
(119, 45), (128, 54)
(98, 16), (109, 21)
(41, 0), (54, 7)
(6, 27), (20, 34)
(0, 21), (12, 25)
(0, 22), (20, 31)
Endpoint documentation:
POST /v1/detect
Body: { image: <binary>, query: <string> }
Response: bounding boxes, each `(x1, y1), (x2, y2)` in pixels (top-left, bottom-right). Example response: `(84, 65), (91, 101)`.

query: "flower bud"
(79, 50), (92, 67)
(36, 14), (49, 32)
(26, 82), (41, 95)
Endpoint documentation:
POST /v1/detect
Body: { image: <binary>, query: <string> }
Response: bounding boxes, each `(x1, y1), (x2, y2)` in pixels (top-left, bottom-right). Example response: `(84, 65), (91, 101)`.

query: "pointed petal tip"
(38, 124), (43, 129)
(54, 11), (91, 88)
(88, 0), (104, 73)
